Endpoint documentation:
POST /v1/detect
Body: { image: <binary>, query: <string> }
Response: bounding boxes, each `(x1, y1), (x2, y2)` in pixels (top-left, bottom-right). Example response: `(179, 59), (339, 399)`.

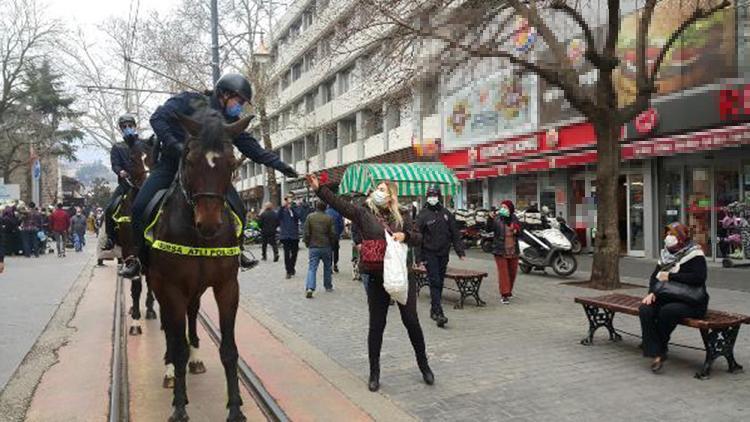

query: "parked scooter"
(460, 225), (483, 250)
(517, 209), (578, 277)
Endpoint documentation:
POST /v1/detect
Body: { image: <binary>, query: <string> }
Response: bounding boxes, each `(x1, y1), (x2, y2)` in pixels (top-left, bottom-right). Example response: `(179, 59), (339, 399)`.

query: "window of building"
(322, 78), (335, 104)
(289, 20), (301, 40)
(291, 61), (303, 82)
(324, 127), (337, 151)
(338, 66), (352, 95)
(306, 134), (319, 156)
(293, 140), (305, 162)
(305, 92), (315, 113)
(281, 72), (290, 90)
(318, 32), (332, 57)
(281, 109), (290, 127)
(303, 9), (314, 29)
(365, 108), (383, 137)
(341, 118), (356, 145)
(304, 49), (317, 72)
(291, 100), (300, 116)
(270, 116), (279, 133)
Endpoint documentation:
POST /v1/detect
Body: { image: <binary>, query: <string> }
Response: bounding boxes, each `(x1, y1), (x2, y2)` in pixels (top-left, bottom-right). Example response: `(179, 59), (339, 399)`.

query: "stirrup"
(240, 252), (259, 271)
(118, 257), (141, 277)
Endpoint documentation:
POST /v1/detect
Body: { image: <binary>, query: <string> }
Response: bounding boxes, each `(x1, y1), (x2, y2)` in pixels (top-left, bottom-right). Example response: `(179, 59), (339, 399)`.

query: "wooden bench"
(411, 266), (487, 309)
(574, 293), (750, 379)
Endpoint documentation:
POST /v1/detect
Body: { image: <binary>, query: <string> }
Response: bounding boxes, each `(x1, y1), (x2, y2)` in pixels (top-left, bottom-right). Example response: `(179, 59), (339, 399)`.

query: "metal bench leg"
(580, 304), (622, 345)
(696, 326), (743, 380)
(454, 277), (486, 310)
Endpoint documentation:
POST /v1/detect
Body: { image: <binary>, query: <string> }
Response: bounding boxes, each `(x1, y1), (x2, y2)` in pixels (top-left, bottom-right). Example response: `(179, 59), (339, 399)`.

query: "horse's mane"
(190, 108), (227, 152)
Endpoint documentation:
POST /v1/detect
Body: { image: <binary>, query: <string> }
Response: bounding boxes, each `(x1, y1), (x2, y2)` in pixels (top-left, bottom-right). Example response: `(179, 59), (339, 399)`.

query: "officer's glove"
(282, 167), (299, 179)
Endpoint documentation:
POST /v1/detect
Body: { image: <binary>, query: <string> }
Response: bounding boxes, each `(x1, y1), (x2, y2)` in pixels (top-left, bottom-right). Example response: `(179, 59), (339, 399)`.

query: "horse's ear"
(176, 113), (202, 137)
(224, 115), (254, 137)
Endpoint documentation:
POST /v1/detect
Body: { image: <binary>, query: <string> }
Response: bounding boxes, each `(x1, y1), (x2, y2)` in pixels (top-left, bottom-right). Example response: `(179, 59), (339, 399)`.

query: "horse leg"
(163, 299), (190, 421)
(214, 281), (245, 422)
(145, 284), (157, 320)
(187, 296), (206, 374)
(128, 277), (143, 336)
(160, 305), (175, 389)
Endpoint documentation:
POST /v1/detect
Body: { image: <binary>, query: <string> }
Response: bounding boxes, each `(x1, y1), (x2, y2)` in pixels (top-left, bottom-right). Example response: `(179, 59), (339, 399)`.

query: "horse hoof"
(145, 309), (157, 320)
(227, 407), (246, 422)
(188, 361), (206, 374)
(128, 326), (142, 336)
(163, 375), (175, 389)
(168, 406), (189, 422)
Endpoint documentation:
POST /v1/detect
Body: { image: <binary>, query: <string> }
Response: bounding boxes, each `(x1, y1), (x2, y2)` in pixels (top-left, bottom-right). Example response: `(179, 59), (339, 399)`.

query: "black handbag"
(654, 280), (707, 306)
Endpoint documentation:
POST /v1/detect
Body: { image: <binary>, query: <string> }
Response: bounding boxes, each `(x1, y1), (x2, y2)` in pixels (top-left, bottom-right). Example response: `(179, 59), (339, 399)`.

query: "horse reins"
(177, 148), (226, 209)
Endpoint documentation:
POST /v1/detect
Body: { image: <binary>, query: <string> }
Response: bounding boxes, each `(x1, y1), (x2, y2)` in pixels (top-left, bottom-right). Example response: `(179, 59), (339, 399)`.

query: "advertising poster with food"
(443, 70), (538, 151)
(614, 0), (735, 108)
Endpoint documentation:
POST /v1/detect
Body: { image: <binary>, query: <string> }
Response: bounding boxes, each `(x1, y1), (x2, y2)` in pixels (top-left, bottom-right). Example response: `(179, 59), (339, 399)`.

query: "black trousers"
(331, 240), (340, 267)
(105, 183), (128, 241)
(261, 234), (278, 259)
(281, 239), (299, 275)
(639, 301), (706, 358)
(365, 273), (427, 375)
(423, 252), (449, 311)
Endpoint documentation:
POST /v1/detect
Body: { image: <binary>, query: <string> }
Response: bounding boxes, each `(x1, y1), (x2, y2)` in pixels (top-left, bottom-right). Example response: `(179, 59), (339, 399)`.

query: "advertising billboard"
(443, 69), (538, 151)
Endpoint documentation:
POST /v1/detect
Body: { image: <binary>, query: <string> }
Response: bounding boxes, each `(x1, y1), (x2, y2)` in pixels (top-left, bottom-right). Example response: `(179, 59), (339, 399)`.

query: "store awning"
(338, 163), (461, 196)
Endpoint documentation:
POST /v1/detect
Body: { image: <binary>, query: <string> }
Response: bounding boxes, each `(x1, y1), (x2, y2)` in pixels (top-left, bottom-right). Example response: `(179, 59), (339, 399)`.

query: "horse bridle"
(177, 147), (226, 209)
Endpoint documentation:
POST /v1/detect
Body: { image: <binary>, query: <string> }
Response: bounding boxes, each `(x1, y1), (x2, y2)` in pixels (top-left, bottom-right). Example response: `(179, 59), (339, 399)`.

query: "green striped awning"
(338, 163), (461, 197)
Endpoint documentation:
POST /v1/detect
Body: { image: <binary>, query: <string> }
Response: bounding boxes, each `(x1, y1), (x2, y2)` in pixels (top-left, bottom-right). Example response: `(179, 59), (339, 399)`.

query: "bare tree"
(331, 0), (731, 288)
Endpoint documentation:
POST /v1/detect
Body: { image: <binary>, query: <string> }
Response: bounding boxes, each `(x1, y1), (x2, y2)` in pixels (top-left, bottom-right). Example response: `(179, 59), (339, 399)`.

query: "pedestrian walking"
(20, 202), (42, 258)
(488, 200), (521, 304)
(0, 208), (7, 274)
(416, 185), (465, 327)
(326, 205), (344, 273)
(279, 195), (302, 279)
(639, 222), (708, 373)
(258, 202), (280, 262)
(303, 201), (337, 297)
(70, 208), (87, 252)
(307, 174), (434, 393)
(49, 203), (70, 257)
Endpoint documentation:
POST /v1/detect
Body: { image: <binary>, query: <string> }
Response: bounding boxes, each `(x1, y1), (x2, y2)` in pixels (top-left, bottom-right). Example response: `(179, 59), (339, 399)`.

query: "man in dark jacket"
(278, 194), (302, 279)
(258, 202), (279, 261)
(303, 201), (336, 297)
(416, 185), (465, 328)
(325, 205), (344, 273)
(102, 114), (144, 250)
(120, 73), (298, 277)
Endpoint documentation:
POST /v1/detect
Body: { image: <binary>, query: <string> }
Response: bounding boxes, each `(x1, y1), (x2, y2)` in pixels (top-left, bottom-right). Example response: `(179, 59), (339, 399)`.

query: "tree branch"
(549, 0), (602, 67)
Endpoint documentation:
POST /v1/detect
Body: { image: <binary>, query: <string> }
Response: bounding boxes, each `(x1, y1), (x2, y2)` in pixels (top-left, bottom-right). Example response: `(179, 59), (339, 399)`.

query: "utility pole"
(210, 0), (221, 84)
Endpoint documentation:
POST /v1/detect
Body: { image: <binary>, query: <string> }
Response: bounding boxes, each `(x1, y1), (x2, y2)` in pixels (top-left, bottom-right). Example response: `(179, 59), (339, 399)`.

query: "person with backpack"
(416, 185), (465, 327)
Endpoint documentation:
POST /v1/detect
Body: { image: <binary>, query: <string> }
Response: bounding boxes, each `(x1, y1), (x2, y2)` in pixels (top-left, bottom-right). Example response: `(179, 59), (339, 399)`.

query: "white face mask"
(372, 190), (388, 207)
(426, 196), (439, 206)
(664, 234), (679, 250)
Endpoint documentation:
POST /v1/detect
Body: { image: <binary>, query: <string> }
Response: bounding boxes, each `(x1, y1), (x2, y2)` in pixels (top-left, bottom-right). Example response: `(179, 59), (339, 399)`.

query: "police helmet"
(215, 73), (253, 103)
(117, 113), (137, 128)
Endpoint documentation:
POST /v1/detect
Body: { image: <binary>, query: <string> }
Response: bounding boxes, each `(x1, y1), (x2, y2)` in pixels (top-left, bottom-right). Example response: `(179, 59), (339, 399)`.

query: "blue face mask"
(226, 102), (243, 118)
(122, 127), (138, 139)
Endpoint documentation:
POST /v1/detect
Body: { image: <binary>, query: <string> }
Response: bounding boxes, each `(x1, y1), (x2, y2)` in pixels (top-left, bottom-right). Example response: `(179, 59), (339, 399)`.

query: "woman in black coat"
(306, 174), (433, 393)
(639, 222), (708, 373)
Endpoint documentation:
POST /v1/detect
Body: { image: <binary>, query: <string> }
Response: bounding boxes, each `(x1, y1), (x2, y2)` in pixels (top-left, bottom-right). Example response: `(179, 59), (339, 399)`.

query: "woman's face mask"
(498, 207), (510, 217)
(372, 190), (388, 207)
(664, 234), (679, 251)
(426, 196), (439, 206)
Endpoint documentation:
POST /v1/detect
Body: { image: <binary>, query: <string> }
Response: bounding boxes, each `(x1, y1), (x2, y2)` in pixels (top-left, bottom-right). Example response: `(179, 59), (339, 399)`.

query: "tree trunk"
(257, 101), (280, 206)
(590, 112), (622, 289)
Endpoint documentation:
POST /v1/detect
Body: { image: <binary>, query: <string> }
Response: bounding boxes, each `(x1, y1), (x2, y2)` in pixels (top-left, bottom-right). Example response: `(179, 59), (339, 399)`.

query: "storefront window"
(516, 174), (538, 210)
(466, 181), (483, 209)
(716, 169), (740, 259)
(686, 167), (712, 257)
(662, 167), (682, 227)
(629, 174), (645, 252)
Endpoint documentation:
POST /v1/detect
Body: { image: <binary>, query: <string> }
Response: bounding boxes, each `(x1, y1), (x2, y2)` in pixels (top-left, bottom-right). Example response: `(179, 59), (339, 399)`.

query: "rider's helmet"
(117, 113), (137, 129)
(214, 73), (253, 103)
(425, 184), (441, 198)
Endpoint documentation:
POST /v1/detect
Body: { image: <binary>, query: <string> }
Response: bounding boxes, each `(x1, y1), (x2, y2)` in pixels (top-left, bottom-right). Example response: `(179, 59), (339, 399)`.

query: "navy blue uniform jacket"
(149, 91), (294, 175)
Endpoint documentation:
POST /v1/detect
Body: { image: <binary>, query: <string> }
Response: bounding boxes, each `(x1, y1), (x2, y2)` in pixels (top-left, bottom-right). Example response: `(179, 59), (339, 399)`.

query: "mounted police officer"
(119, 73), (298, 278)
(102, 113), (144, 251)
(416, 185), (465, 328)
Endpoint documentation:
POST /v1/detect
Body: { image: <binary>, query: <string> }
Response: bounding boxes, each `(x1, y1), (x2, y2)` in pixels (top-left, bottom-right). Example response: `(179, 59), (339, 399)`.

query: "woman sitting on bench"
(639, 222), (709, 373)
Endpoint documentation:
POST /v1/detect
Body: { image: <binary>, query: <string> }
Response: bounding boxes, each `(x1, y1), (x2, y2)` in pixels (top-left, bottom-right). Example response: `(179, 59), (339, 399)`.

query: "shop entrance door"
(686, 167), (713, 258)
(627, 174), (645, 256)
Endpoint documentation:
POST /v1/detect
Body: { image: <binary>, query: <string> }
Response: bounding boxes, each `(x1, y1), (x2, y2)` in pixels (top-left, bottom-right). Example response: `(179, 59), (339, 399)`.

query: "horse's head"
(128, 142), (150, 189)
(177, 110), (249, 238)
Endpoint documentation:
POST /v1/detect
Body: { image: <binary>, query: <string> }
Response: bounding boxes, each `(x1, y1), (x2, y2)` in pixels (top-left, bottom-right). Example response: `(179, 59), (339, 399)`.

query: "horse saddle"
(142, 188), (169, 229)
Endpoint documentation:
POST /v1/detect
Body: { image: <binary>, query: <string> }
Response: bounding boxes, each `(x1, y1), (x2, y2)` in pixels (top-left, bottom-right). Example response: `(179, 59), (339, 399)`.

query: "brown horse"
(116, 137), (157, 336)
(148, 110), (249, 422)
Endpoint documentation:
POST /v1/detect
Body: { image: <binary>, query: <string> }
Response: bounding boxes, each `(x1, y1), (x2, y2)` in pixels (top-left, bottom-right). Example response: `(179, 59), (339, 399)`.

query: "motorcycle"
(480, 229), (494, 253)
(549, 216), (582, 254)
(243, 227), (262, 245)
(517, 211), (578, 277)
(460, 225), (483, 250)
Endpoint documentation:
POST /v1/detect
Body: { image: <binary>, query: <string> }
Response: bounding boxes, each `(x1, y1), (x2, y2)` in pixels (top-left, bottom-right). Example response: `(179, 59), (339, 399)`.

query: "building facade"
(234, 0), (441, 210)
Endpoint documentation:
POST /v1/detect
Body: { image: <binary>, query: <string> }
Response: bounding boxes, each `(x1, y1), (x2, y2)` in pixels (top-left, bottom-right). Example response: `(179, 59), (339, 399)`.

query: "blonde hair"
(366, 180), (403, 229)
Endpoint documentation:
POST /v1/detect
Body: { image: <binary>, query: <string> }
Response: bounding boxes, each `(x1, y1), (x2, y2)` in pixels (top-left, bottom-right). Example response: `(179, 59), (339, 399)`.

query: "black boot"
(101, 237), (115, 251)
(240, 252), (259, 270)
(418, 360), (434, 385)
(119, 257), (141, 278)
(368, 371), (380, 392)
(435, 307), (448, 328)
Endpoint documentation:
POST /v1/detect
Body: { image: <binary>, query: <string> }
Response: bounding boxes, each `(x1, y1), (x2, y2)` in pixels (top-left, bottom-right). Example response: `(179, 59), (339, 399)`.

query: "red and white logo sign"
(635, 108), (659, 134)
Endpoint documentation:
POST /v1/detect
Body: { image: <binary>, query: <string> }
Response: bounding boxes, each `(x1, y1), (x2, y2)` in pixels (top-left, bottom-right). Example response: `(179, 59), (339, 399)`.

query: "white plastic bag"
(383, 230), (409, 305)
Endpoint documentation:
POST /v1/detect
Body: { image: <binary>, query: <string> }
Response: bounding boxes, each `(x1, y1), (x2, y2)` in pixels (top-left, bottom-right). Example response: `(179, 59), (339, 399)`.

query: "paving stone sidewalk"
(239, 241), (750, 422)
